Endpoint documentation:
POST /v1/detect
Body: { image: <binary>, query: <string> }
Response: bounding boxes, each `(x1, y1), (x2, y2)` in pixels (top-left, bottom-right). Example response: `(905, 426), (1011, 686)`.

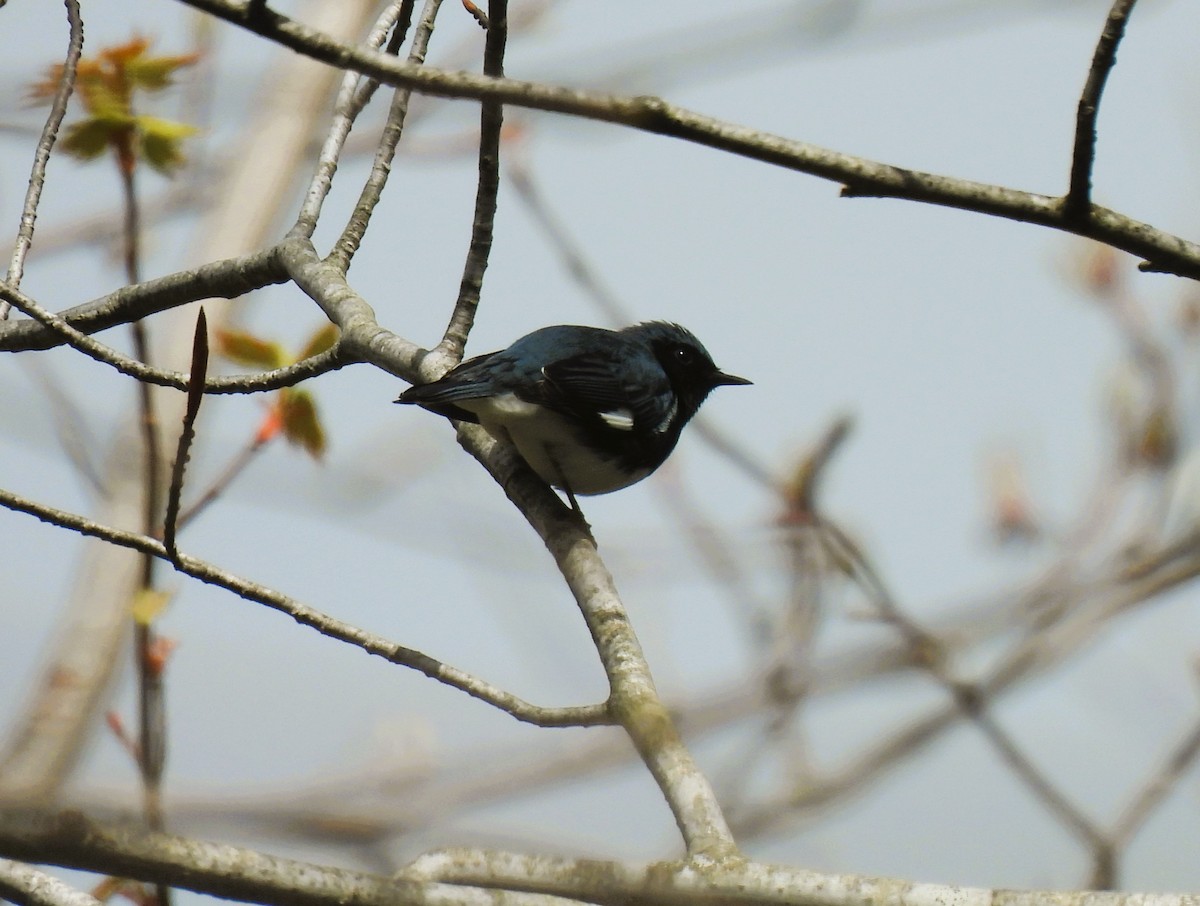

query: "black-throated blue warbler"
(395, 322), (750, 511)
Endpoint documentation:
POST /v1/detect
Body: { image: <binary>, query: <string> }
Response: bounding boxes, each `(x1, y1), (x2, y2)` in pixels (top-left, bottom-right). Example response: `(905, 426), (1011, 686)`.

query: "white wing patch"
(599, 407), (635, 431)
(654, 399), (678, 435)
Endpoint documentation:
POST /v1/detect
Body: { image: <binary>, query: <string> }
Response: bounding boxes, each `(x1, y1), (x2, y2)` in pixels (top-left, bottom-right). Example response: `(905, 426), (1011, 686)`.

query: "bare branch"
(818, 519), (1107, 852)
(2, 0), (84, 309)
(1066, 0), (1140, 217)
(0, 858), (100, 906)
(278, 235), (738, 852)
(0, 485), (609, 728)
(405, 846), (1197, 906)
(0, 810), (406, 906)
(435, 0), (506, 360)
(164, 309), (210, 560)
(0, 248), (286, 353)
(327, 0), (443, 269)
(293, 1), (417, 240)
(0, 278), (352, 393)
(1097, 714), (1200, 887)
(176, 0), (1200, 278)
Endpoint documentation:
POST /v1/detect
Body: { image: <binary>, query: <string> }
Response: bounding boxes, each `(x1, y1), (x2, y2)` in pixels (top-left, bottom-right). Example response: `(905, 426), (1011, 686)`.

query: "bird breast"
(455, 393), (653, 496)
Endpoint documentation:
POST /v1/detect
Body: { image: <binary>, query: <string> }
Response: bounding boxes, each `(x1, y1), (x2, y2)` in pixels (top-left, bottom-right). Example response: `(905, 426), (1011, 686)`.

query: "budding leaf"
(280, 388), (326, 460)
(298, 323), (339, 361)
(131, 588), (172, 626)
(216, 329), (287, 369)
(138, 115), (200, 173)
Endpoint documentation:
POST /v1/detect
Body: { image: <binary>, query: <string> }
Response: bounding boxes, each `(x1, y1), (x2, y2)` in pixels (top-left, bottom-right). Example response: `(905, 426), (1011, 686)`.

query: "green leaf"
(280, 388), (326, 460)
(216, 329), (287, 369)
(61, 117), (124, 160)
(298, 323), (339, 361)
(131, 587), (173, 625)
(126, 53), (200, 91)
(137, 115), (199, 173)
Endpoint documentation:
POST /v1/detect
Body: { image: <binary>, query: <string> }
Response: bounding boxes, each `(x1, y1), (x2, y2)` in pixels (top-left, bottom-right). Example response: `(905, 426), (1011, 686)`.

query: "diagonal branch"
(277, 235), (736, 856)
(2, 0), (84, 311)
(0, 485), (609, 729)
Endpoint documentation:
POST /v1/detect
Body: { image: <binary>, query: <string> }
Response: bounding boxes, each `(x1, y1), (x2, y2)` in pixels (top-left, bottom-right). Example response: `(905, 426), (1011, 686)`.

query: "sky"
(3, 0), (1200, 894)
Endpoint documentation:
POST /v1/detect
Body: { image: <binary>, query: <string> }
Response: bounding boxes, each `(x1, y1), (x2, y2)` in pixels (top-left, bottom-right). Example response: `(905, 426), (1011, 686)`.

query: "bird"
(395, 321), (751, 512)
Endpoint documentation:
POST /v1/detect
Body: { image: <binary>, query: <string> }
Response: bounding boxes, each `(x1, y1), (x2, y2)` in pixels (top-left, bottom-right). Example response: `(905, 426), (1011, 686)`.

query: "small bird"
(395, 322), (751, 511)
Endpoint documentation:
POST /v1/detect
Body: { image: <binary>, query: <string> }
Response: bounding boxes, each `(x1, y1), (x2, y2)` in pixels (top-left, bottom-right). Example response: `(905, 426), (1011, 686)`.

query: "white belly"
(456, 393), (648, 496)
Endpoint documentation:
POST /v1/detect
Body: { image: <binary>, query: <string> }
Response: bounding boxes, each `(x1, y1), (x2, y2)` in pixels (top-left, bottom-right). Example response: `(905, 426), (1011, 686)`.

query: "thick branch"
(405, 847), (1198, 906)
(0, 248), (286, 352)
(0, 810), (407, 906)
(276, 235), (735, 855)
(0, 859), (100, 906)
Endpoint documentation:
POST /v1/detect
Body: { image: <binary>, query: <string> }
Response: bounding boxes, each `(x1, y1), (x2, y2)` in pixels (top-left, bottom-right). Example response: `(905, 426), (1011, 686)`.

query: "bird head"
(629, 321), (751, 418)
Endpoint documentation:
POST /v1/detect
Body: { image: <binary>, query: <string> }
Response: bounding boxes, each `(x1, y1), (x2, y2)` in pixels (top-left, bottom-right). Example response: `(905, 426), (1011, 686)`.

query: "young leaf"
(62, 117), (125, 160)
(298, 323), (339, 361)
(126, 52), (202, 91)
(216, 329), (287, 370)
(280, 388), (326, 460)
(131, 588), (173, 626)
(138, 115), (200, 173)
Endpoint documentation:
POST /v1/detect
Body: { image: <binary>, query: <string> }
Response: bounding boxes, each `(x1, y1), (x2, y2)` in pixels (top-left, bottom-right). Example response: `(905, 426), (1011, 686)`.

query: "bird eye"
(673, 345), (696, 365)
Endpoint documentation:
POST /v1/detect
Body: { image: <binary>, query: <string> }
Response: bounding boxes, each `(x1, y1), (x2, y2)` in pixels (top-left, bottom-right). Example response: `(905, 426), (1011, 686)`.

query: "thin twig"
(327, 0), (442, 270)
(1066, 0), (1140, 217)
(0, 280), (351, 392)
(175, 429), (272, 530)
(163, 310), (209, 560)
(435, 0), (506, 360)
(292, 1), (415, 240)
(818, 518), (1108, 853)
(0, 485), (610, 729)
(1112, 716), (1200, 847)
(2, 0), (84, 313)
(118, 133), (172, 906)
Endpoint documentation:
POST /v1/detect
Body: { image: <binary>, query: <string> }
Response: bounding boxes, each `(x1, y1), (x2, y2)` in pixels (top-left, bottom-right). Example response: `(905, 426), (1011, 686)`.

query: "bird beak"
(713, 370), (752, 387)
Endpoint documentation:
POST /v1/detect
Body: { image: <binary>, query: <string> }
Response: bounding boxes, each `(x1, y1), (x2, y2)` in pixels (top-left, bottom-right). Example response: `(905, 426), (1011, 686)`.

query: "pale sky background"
(3, 0), (1200, 894)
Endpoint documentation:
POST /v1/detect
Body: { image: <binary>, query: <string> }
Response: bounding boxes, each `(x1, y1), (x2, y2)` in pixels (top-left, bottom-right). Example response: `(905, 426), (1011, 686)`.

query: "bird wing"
(394, 351), (504, 423)
(535, 352), (672, 433)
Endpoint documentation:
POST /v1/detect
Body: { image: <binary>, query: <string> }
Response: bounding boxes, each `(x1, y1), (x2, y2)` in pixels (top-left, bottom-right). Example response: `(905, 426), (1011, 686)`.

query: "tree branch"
(2, 0), (84, 309)
(293, 0), (418, 243)
(1066, 0), (1140, 217)
(0, 278), (352, 393)
(0, 858), (101, 906)
(0, 485), (609, 728)
(326, 0), (439, 268)
(175, 0), (1200, 279)
(0, 248), (286, 353)
(435, 0), (506, 361)
(405, 846), (1197, 906)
